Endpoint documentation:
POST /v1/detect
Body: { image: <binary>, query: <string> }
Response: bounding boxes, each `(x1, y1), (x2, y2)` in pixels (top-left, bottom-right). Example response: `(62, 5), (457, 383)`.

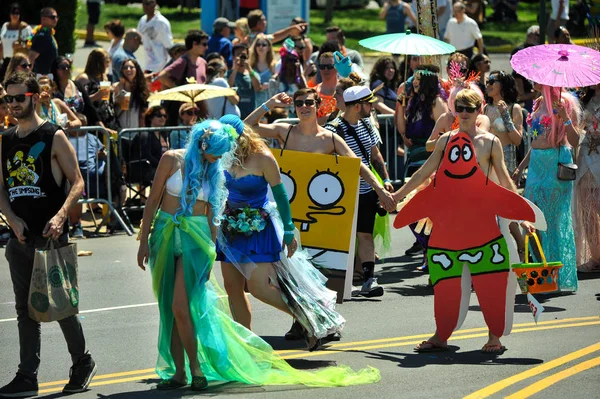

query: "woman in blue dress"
(513, 84), (582, 291)
(217, 115), (345, 351)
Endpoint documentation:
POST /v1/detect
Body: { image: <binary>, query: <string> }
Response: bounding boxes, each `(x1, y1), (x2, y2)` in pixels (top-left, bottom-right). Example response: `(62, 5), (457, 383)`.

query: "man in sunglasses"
(391, 88), (535, 352)
(158, 30), (208, 89)
(325, 86), (394, 298)
(247, 88), (396, 337)
(0, 72), (97, 397)
(28, 8), (59, 75)
(137, 0), (174, 73)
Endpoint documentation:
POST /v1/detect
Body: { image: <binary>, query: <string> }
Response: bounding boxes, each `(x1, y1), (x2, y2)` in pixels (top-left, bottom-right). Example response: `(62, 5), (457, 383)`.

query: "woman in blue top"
(217, 115), (345, 351)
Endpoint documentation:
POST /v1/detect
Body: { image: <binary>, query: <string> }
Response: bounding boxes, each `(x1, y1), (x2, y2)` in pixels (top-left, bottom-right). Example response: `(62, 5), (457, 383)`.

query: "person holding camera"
(324, 86), (394, 298)
(227, 43), (261, 119)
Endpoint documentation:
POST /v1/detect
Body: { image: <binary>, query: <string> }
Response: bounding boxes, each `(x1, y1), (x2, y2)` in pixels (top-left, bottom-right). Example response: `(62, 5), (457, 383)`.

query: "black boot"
(284, 320), (304, 341)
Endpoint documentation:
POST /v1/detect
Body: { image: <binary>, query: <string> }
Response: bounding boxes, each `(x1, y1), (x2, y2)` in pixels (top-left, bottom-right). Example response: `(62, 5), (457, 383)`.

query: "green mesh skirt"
(148, 210), (381, 386)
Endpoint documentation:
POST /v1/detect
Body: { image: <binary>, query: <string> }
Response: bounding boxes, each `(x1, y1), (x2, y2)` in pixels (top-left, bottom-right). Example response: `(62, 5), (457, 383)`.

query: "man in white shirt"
(547, 0), (569, 44)
(137, 0), (174, 73)
(444, 1), (484, 60)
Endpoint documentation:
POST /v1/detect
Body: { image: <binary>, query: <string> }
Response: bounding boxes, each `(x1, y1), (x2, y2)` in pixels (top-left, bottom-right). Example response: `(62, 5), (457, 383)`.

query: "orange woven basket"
(512, 233), (563, 294)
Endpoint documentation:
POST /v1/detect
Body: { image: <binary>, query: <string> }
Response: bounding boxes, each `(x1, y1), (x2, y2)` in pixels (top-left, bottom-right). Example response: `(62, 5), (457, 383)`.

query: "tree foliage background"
(0, 0), (78, 55)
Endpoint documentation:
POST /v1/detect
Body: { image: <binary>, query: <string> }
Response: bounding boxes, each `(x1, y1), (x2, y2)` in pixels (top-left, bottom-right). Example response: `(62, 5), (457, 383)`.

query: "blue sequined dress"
(524, 112), (578, 292)
(216, 171), (346, 339)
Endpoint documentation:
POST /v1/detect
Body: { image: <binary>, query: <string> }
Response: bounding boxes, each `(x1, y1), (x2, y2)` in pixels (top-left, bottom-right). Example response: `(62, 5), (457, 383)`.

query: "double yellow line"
(465, 341), (600, 399)
(38, 316), (600, 395)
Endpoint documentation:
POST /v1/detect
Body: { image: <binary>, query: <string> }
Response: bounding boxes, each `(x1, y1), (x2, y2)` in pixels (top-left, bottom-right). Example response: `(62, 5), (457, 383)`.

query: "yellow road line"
(39, 368), (156, 387)
(39, 374), (158, 394)
(275, 316), (600, 355)
(282, 322), (600, 360)
(463, 341), (600, 399)
(504, 356), (600, 399)
(34, 317), (600, 390)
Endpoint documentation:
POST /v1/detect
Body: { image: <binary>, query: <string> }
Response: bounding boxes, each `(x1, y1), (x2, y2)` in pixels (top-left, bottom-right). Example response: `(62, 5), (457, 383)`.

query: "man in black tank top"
(0, 73), (97, 396)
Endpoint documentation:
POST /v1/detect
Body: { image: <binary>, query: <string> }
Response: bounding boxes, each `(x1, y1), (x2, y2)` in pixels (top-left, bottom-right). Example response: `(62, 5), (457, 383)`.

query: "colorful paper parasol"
(148, 83), (236, 104)
(358, 30), (456, 56)
(511, 44), (600, 87)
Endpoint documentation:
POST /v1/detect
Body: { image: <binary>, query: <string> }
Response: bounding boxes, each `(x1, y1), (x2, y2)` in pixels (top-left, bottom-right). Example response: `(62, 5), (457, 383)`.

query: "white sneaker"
(360, 278), (384, 297)
(351, 286), (361, 297)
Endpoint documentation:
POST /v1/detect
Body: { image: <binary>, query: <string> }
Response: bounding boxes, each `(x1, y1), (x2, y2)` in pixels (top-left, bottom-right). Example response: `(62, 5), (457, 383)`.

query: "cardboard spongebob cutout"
(272, 149), (361, 302)
(394, 132), (537, 341)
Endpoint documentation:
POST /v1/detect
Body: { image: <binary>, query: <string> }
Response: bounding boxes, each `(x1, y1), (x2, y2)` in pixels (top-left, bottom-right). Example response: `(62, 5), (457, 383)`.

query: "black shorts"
(357, 190), (379, 234)
(87, 1), (101, 25)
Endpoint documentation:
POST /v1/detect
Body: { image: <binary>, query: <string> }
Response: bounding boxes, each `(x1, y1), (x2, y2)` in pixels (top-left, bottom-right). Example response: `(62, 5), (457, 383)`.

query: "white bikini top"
(165, 169), (206, 201)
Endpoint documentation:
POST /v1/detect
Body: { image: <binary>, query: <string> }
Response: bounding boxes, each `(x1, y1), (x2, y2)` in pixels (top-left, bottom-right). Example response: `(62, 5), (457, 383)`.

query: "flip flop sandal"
(191, 376), (208, 391)
(415, 340), (449, 353)
(156, 378), (186, 390)
(481, 344), (507, 354)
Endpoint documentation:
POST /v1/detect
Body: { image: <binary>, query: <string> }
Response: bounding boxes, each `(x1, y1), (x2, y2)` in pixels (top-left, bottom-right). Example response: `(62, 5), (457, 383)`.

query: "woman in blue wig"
(218, 114), (345, 351)
(137, 119), (380, 391)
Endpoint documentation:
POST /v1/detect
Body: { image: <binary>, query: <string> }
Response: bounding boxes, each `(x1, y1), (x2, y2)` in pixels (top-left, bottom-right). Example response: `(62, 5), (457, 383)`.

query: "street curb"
(76, 29), (588, 55)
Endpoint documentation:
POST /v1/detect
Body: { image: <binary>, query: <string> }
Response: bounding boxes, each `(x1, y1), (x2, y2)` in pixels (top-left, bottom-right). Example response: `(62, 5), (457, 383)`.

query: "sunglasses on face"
(455, 105), (478, 113)
(5, 93), (34, 103)
(294, 99), (316, 108)
(123, 65), (136, 70)
(40, 84), (52, 92)
(486, 78), (497, 85)
(182, 109), (201, 116)
(20, 63), (32, 69)
(44, 15), (58, 20)
(199, 41), (208, 47)
(57, 64), (70, 71)
(255, 42), (269, 47)
(10, 9), (20, 15)
(319, 64), (335, 70)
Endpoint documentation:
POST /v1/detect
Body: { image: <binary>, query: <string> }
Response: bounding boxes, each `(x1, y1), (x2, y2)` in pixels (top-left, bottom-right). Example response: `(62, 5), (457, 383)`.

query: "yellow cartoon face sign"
(272, 149), (361, 254)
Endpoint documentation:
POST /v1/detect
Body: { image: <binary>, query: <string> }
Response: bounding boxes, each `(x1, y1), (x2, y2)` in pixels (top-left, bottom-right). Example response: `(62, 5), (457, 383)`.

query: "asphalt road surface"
(0, 218), (598, 399)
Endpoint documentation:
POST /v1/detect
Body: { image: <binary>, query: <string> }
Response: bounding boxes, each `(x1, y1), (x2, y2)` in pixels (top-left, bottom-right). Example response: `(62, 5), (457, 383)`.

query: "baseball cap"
(213, 17), (236, 31)
(526, 25), (540, 35)
(343, 86), (377, 105)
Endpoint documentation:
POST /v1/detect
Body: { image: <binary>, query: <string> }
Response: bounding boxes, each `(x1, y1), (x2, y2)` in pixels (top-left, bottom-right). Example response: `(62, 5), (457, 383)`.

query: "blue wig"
(174, 119), (238, 224)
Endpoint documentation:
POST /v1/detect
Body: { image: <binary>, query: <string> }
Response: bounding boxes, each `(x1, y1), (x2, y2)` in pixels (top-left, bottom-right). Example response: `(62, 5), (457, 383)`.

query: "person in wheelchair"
(67, 129), (108, 238)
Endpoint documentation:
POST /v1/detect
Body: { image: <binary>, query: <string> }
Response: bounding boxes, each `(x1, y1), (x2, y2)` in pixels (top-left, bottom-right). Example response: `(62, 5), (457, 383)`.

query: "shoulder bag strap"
(338, 118), (371, 165)
(433, 133), (453, 188)
(279, 124), (294, 156)
(486, 137), (495, 185)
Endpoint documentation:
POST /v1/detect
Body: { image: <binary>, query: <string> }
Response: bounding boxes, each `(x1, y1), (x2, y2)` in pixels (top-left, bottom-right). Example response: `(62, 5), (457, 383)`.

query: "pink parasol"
(511, 44), (600, 88)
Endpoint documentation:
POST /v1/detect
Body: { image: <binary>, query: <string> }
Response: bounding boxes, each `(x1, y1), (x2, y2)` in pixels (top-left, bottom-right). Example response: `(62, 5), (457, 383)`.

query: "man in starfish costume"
(392, 89), (537, 353)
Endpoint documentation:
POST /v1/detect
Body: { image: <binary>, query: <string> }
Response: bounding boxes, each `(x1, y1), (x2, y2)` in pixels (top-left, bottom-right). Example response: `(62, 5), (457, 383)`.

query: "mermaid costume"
(524, 104), (578, 291)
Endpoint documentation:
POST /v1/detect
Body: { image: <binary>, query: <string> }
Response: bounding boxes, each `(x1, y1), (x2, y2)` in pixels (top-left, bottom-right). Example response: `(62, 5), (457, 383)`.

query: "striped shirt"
(325, 117), (378, 194)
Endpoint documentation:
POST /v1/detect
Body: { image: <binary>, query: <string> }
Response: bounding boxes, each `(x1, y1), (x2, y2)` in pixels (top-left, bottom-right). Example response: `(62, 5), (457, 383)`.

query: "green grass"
(75, 3), (201, 39)
(76, 2), (580, 51)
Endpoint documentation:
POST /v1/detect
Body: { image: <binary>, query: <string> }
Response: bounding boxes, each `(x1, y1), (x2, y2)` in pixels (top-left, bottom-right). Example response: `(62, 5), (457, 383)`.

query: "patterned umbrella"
(511, 44), (600, 87)
(148, 83), (236, 103)
(358, 30), (456, 55)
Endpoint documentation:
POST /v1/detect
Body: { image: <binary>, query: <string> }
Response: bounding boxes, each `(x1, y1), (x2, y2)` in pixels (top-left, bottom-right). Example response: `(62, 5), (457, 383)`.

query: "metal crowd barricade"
(118, 126), (191, 216)
(67, 126), (133, 236)
(272, 115), (404, 183)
